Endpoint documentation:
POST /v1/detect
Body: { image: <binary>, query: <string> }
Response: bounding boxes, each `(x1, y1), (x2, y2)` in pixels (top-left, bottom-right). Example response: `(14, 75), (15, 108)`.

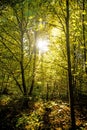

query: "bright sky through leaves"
(37, 39), (49, 53)
(51, 28), (61, 37)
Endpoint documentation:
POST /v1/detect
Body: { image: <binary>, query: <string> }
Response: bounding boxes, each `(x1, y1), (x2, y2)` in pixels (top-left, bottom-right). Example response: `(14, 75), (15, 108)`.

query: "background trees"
(0, 0), (87, 98)
(0, 0), (87, 129)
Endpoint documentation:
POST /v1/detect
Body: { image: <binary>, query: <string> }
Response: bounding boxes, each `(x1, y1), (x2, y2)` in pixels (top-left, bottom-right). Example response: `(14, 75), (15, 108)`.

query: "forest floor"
(0, 94), (87, 130)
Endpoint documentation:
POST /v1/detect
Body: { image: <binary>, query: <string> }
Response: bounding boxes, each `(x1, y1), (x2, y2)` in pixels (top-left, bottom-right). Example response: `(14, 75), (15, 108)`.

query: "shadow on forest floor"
(0, 94), (87, 130)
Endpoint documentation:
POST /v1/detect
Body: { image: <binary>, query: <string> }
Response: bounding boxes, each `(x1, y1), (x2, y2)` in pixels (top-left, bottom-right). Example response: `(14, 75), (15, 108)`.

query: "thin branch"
(0, 37), (20, 62)
(59, 1), (66, 19)
(1, 27), (20, 46)
(0, 60), (23, 94)
(50, 4), (66, 33)
(46, 22), (63, 30)
(54, 62), (68, 70)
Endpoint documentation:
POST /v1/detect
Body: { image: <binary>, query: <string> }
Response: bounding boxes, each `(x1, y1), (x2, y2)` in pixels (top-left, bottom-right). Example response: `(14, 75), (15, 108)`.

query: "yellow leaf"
(82, 10), (86, 15)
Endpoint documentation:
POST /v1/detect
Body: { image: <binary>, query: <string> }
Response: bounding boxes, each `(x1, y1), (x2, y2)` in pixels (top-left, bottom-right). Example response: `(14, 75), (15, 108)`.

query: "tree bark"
(66, 0), (76, 129)
(29, 31), (37, 95)
(82, 0), (87, 73)
(20, 6), (27, 96)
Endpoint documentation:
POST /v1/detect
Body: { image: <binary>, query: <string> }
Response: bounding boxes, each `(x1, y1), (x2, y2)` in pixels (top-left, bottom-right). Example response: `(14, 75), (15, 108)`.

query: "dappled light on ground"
(0, 95), (87, 130)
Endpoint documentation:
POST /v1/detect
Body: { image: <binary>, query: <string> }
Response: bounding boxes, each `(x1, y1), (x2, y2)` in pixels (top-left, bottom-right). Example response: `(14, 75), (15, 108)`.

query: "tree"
(66, 0), (76, 129)
(82, 0), (87, 73)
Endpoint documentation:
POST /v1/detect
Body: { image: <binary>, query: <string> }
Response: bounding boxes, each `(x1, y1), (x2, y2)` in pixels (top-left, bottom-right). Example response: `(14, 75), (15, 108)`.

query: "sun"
(37, 39), (49, 53)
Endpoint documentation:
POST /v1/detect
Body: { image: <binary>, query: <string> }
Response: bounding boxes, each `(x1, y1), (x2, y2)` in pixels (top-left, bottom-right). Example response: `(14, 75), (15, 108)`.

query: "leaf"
(80, 46), (85, 49)
(82, 10), (86, 15)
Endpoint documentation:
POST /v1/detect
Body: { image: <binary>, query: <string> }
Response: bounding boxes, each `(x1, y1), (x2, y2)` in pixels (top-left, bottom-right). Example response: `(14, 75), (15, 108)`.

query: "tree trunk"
(20, 22), (27, 95)
(20, 37), (27, 95)
(20, 61), (27, 95)
(82, 0), (87, 73)
(66, 0), (76, 129)
(14, 7), (27, 95)
(29, 31), (37, 95)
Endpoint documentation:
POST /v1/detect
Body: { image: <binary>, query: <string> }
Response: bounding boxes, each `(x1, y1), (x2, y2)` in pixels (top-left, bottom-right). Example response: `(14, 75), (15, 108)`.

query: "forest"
(0, 0), (87, 130)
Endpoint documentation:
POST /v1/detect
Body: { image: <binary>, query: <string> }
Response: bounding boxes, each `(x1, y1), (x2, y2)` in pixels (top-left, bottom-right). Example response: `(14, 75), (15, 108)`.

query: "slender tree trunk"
(29, 31), (37, 95)
(20, 31), (27, 95)
(14, 7), (27, 96)
(72, 44), (77, 93)
(66, 0), (76, 129)
(20, 60), (27, 95)
(82, 0), (87, 73)
(20, 7), (27, 96)
(46, 83), (49, 101)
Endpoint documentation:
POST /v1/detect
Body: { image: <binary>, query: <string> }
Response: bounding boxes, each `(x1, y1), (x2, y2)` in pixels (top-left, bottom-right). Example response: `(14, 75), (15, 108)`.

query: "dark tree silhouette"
(66, 0), (76, 129)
